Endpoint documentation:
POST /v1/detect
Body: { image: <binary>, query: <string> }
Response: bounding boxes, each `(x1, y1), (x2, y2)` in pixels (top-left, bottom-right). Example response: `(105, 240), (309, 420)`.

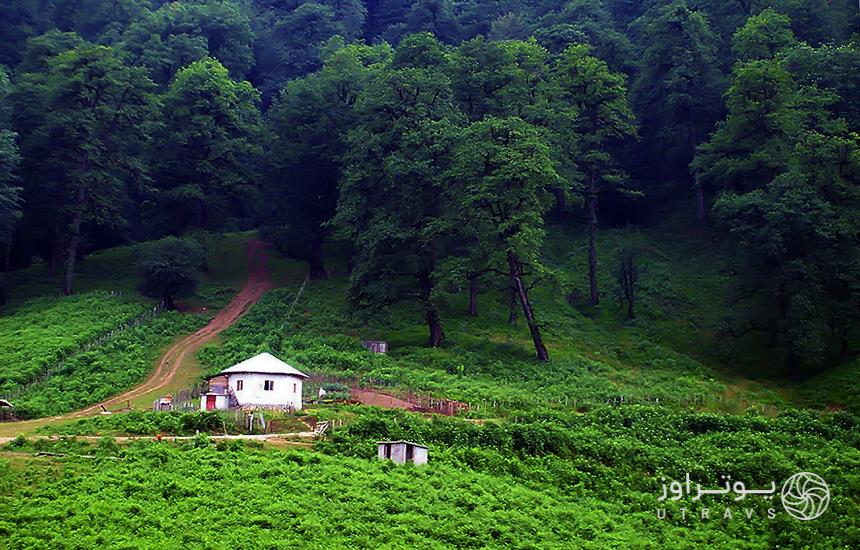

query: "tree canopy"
(0, 0), (858, 375)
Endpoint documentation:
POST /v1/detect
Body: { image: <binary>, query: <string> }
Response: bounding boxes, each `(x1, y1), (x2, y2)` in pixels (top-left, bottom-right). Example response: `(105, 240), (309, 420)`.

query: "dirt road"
(0, 240), (273, 435)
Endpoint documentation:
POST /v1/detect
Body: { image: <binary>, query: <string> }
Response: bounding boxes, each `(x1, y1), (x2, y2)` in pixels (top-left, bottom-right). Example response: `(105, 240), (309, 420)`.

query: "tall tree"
(447, 37), (552, 317)
(334, 35), (462, 347)
(151, 58), (263, 234)
(696, 45), (860, 374)
(363, 0), (412, 39)
(784, 40), (860, 129)
(18, 44), (155, 295)
(265, 43), (390, 278)
(252, 3), (345, 100)
(0, 67), (22, 305)
(631, 0), (724, 221)
(691, 59), (801, 194)
(533, 0), (635, 74)
(382, 0), (460, 44)
(731, 7), (797, 62)
(449, 117), (560, 361)
(554, 45), (636, 306)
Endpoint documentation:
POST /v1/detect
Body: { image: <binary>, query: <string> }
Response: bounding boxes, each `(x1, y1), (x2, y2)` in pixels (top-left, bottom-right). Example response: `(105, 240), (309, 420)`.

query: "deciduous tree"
(335, 36), (462, 346)
(449, 117), (560, 361)
(18, 44), (155, 295)
(138, 237), (205, 309)
(265, 43), (390, 278)
(554, 45), (636, 306)
(151, 58), (263, 234)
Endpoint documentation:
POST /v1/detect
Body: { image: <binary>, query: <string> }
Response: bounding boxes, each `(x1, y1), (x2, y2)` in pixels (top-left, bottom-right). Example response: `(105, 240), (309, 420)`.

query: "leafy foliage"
(0, 292), (150, 394)
(11, 311), (204, 418)
(0, 407), (858, 547)
(150, 58), (263, 234)
(137, 237), (205, 308)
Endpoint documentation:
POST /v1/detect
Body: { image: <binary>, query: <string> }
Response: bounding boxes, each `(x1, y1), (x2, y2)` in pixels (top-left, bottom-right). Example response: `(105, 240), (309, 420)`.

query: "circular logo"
(781, 472), (830, 520)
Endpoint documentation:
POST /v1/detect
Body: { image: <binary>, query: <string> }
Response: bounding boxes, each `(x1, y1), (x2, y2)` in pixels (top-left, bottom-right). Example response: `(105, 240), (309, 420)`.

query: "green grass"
(796, 357), (860, 413)
(4, 231), (297, 309)
(2, 222), (858, 547)
(1, 412), (857, 548)
(0, 292), (152, 394)
(195, 258), (790, 416)
(34, 411), (242, 436)
(10, 312), (206, 419)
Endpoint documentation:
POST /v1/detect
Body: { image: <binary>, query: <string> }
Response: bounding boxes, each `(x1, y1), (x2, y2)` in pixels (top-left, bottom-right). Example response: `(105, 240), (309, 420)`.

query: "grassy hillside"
(4, 232), (301, 306)
(1, 225), (858, 547)
(0, 293), (152, 395)
(196, 223), (796, 415)
(2, 412), (858, 548)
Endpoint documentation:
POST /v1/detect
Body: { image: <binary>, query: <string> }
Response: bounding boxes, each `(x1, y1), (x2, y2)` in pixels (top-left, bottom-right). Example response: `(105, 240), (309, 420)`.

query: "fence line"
(2, 299), (166, 402)
(303, 372), (781, 415)
(281, 275), (309, 329)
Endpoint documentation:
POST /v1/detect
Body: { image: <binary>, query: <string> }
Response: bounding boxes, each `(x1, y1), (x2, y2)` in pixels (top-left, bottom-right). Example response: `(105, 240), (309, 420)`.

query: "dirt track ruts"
(11, 239), (274, 428)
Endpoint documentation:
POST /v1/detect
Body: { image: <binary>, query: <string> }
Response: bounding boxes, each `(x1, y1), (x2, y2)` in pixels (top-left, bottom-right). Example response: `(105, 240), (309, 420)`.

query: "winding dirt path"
(0, 240), (273, 435)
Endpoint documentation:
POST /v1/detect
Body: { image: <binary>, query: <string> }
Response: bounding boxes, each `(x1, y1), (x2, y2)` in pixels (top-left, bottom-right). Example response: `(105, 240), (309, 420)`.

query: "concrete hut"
(377, 441), (428, 465)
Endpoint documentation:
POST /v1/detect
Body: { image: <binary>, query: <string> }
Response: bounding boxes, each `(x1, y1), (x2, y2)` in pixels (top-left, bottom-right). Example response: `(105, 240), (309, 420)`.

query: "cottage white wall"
(227, 372), (303, 410)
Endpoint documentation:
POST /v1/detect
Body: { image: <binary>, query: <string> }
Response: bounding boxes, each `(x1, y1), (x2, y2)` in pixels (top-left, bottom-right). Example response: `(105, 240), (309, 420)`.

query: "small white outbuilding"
(377, 441), (428, 465)
(200, 352), (308, 412)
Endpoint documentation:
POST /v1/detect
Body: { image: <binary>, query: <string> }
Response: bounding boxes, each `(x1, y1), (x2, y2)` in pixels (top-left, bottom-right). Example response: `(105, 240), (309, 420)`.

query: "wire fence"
(303, 372), (782, 416)
(2, 299), (167, 402)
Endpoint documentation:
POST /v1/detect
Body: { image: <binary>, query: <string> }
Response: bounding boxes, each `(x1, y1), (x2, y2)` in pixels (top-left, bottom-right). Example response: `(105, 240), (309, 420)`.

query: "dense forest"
(0, 0), (858, 378)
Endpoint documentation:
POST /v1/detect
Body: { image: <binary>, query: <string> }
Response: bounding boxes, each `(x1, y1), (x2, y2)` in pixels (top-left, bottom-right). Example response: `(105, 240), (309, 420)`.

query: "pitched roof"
(218, 352), (308, 378)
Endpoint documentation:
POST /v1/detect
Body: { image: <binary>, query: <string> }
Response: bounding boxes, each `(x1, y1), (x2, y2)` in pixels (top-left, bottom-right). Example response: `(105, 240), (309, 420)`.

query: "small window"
(293, 383), (297, 393)
(264, 380), (274, 391)
(236, 380), (244, 391)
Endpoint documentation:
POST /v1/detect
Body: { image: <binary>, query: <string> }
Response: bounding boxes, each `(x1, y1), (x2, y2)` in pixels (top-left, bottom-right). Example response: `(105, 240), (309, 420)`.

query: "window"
(236, 380), (244, 391)
(293, 383), (297, 393)
(264, 380), (274, 391)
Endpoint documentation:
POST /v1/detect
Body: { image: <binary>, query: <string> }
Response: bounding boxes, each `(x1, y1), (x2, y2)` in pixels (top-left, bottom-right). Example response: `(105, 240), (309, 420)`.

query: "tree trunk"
(587, 174), (599, 306)
(63, 186), (87, 296)
(308, 239), (328, 280)
(508, 286), (518, 324)
(48, 222), (62, 277)
(426, 306), (444, 348)
(787, 342), (802, 381)
(196, 197), (205, 230)
(553, 187), (566, 211)
(509, 253), (549, 362)
(696, 185), (705, 224)
(418, 270), (444, 347)
(694, 168), (705, 224)
(468, 274), (478, 316)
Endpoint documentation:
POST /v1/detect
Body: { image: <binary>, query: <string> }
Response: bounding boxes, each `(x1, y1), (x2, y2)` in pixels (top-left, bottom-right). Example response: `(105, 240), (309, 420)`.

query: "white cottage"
(200, 352), (308, 412)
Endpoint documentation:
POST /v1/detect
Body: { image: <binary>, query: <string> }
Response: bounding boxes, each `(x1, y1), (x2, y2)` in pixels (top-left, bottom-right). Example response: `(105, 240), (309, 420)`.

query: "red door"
(206, 395), (216, 410)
